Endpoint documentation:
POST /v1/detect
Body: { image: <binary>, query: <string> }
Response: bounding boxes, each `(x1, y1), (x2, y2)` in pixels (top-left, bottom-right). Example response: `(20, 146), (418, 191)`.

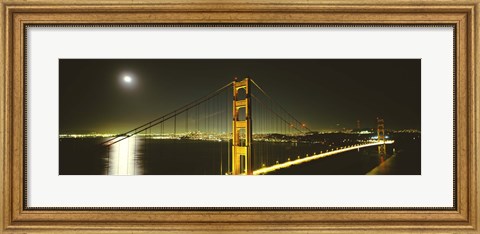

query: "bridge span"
(253, 140), (395, 175)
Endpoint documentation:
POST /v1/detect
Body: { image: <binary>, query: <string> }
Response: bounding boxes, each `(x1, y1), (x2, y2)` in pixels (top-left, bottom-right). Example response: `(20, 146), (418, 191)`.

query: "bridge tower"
(377, 118), (386, 158)
(232, 78), (253, 175)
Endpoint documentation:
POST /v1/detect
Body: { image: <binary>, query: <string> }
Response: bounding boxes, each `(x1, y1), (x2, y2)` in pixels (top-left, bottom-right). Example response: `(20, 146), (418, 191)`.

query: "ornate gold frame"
(1, 0), (478, 232)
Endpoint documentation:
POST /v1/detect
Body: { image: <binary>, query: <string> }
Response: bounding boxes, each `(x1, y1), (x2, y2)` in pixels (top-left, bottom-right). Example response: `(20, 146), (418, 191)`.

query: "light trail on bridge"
(253, 140), (395, 175)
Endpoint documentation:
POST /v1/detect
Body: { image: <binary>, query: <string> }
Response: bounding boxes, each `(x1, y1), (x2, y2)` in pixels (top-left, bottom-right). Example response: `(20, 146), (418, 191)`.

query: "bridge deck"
(253, 140), (395, 175)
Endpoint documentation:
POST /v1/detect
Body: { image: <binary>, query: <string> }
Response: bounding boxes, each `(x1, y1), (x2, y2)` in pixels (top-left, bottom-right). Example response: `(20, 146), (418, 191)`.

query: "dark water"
(59, 138), (109, 175)
(59, 134), (421, 175)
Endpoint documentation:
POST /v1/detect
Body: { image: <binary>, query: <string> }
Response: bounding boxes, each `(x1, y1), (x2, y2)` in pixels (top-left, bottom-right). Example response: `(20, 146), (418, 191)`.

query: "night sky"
(59, 59), (420, 134)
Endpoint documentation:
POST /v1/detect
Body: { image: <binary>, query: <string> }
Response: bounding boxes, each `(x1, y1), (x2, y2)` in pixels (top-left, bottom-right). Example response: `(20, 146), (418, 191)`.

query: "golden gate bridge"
(102, 78), (393, 175)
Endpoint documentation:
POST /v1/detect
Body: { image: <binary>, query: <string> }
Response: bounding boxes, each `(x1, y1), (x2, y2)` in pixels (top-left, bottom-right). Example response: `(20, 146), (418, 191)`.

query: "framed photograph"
(1, 0), (478, 232)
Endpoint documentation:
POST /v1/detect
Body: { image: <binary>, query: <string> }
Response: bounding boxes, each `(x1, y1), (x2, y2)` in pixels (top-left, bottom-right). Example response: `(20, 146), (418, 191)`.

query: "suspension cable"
(251, 94), (304, 134)
(251, 79), (312, 132)
(102, 81), (233, 146)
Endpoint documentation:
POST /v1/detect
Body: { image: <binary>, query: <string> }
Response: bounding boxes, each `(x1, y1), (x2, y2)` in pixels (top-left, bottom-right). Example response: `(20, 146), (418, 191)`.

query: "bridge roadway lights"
(253, 140), (395, 175)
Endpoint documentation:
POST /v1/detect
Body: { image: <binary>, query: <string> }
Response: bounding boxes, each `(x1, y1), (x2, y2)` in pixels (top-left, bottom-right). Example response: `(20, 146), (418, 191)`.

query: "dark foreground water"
(59, 134), (421, 175)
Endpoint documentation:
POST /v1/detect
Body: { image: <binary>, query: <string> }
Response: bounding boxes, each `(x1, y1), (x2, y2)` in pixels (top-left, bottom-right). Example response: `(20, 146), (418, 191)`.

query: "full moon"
(123, 76), (132, 83)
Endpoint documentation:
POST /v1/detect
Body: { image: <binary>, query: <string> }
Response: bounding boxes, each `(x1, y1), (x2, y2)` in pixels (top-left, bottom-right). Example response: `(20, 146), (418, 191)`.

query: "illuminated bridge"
(102, 78), (393, 175)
